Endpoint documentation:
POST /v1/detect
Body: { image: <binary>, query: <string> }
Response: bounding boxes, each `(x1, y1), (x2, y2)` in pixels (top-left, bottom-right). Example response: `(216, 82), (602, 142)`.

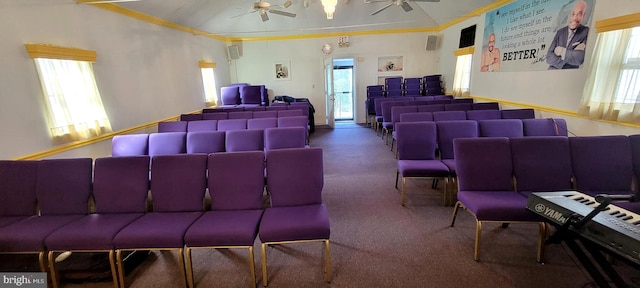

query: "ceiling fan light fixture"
(283, 0), (292, 8)
(321, 0), (337, 19)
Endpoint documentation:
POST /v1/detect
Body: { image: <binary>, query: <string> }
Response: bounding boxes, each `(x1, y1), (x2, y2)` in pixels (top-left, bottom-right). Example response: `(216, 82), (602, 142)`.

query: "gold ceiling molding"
(453, 47), (475, 56)
(198, 61), (217, 68)
(25, 44), (97, 62)
(595, 12), (640, 33)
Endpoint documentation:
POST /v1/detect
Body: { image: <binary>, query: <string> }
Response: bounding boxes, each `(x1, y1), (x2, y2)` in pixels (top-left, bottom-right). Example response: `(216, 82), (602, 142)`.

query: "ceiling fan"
(233, 0), (296, 22)
(365, 0), (440, 16)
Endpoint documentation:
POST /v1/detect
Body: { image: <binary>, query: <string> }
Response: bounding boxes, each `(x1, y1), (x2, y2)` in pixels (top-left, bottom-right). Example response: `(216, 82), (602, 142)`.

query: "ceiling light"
(283, 0), (292, 8)
(321, 0), (337, 19)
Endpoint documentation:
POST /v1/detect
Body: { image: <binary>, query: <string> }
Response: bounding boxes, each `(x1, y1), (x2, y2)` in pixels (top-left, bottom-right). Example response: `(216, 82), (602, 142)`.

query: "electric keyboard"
(527, 191), (640, 265)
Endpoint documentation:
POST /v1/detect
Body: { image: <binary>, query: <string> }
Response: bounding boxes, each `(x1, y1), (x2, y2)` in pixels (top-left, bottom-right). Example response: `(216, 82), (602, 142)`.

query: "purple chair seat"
(0, 215), (84, 252)
(259, 204), (329, 242)
(45, 213), (143, 250)
(0, 216), (29, 228)
(397, 160), (450, 177)
(457, 191), (541, 221)
(113, 212), (202, 248)
(184, 210), (263, 247)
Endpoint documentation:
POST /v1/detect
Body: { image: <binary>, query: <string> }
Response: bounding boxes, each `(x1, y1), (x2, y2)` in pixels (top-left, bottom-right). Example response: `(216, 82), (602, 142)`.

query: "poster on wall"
(481, 0), (594, 72)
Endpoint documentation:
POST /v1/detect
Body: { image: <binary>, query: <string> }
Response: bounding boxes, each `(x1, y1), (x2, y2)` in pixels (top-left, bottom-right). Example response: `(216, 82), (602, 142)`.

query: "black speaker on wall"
(459, 25), (476, 49)
(425, 35), (437, 51)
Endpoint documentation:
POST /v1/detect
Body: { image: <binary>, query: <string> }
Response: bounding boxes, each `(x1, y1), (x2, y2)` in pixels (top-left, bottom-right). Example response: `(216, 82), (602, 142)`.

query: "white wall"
(232, 32), (440, 125)
(0, 0), (230, 159)
(438, 0), (640, 136)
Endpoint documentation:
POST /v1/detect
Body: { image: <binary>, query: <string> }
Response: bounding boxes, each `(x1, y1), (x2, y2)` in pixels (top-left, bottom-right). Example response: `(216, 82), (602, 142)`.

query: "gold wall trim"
(595, 12), (640, 33)
(438, 0), (513, 31)
(227, 27), (440, 42)
(13, 110), (201, 160)
(469, 95), (640, 129)
(454, 47), (475, 56)
(25, 44), (97, 62)
(198, 61), (217, 68)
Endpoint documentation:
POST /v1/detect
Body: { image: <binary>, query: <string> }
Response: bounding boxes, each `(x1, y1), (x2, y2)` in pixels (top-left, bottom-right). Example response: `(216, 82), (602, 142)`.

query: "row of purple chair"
(394, 119), (569, 206)
(449, 135), (640, 263)
(365, 95), (456, 126)
(160, 115), (309, 133)
(0, 148), (330, 288)
(219, 84), (268, 107)
(181, 106), (308, 122)
(113, 127), (308, 157)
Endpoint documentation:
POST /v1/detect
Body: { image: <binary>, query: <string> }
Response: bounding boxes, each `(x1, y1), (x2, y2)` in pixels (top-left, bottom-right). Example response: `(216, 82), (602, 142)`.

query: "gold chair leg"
(474, 220), (482, 261)
(248, 247), (257, 288)
(185, 248), (194, 288)
(117, 250), (126, 288)
(401, 177), (406, 206)
(261, 243), (268, 287)
(39, 252), (47, 274)
(109, 251), (119, 288)
(48, 251), (60, 288)
(324, 240), (331, 283)
(537, 222), (546, 263)
(450, 202), (461, 226)
(178, 248), (187, 288)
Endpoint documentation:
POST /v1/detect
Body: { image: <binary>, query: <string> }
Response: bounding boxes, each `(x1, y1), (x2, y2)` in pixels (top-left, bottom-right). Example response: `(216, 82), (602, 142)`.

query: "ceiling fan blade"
(260, 11), (269, 21)
(371, 3), (393, 15)
(401, 1), (413, 12)
(269, 9), (296, 18)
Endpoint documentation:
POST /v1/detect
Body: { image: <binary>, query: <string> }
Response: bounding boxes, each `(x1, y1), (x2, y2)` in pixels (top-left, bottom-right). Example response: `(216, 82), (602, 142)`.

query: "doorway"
(332, 58), (354, 121)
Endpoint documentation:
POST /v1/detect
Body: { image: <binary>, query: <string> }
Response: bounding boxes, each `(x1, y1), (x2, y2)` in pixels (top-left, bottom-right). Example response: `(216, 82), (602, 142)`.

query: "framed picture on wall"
(274, 61), (291, 80)
(377, 56), (403, 73)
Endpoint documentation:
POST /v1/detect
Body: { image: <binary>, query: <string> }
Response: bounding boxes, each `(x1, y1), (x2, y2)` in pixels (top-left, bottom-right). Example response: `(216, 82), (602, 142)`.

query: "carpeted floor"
(2, 123), (639, 287)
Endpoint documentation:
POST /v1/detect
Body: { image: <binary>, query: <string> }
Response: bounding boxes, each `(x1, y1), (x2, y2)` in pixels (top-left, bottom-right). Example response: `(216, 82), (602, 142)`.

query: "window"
(452, 47), (474, 97)
(26, 44), (111, 143)
(199, 61), (218, 107)
(579, 13), (640, 124)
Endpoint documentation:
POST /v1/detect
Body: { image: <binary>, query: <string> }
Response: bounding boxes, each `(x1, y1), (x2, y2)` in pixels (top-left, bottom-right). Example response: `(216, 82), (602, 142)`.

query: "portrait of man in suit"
(546, 0), (589, 69)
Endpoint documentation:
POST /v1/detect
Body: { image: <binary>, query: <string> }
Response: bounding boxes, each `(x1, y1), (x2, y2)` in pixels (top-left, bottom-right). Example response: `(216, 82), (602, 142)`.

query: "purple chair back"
(266, 148), (323, 207)
(222, 107), (244, 112)
(374, 98), (394, 116)
(36, 158), (93, 215)
(452, 98), (474, 104)
(186, 131), (225, 154)
(630, 134), (640, 188)
(112, 134), (149, 156)
(208, 151), (265, 210)
(454, 137), (513, 191)
(432, 111), (466, 121)
(427, 99), (451, 105)
(417, 104), (445, 112)
(93, 156), (151, 213)
(187, 120), (218, 132)
(399, 112), (433, 123)
(266, 106), (287, 111)
(444, 103), (473, 111)
(150, 154), (207, 212)
(217, 119), (248, 131)
(158, 121), (187, 133)
(202, 112), (228, 120)
(570, 136), (634, 194)
(466, 110), (501, 121)
(244, 106), (266, 111)
(387, 90), (403, 97)
(220, 86), (241, 106)
(180, 114), (202, 121)
(265, 127), (307, 150)
(472, 102), (500, 110)
(381, 102), (404, 123)
(277, 116), (308, 129)
(228, 111), (254, 120)
(478, 119), (524, 138)
(436, 120), (479, 160)
(240, 86), (262, 105)
(247, 118), (278, 130)
(278, 110), (303, 117)
(253, 111), (278, 119)
(501, 109), (535, 119)
(225, 129), (265, 152)
(511, 137), (573, 192)
(391, 106), (418, 125)
(522, 118), (568, 136)
(395, 122), (438, 161)
(0, 160), (38, 216)
(148, 132), (187, 155)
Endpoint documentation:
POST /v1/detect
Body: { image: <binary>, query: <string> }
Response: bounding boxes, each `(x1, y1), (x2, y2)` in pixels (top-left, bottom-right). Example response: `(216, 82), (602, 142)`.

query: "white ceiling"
(98, 0), (500, 38)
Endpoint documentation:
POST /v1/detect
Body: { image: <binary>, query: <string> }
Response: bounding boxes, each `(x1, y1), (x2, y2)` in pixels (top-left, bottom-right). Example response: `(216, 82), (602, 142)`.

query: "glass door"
(333, 59), (354, 120)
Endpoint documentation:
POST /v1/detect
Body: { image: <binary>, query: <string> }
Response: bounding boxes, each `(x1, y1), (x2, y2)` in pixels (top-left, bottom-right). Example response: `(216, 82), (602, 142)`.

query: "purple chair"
(522, 118), (568, 136)
(259, 147), (330, 286)
(112, 134), (149, 156)
(510, 137), (573, 195)
(432, 111), (467, 122)
(277, 116), (309, 135)
(265, 106), (287, 111)
(501, 108), (535, 119)
(427, 99), (452, 105)
(158, 121), (188, 133)
(0, 160), (39, 228)
(387, 90), (404, 97)
(417, 104), (445, 112)
(278, 109), (303, 117)
(395, 122), (450, 206)
(472, 102), (500, 110)
(478, 119), (524, 138)
(228, 111), (254, 120)
(450, 138), (545, 262)
(247, 118), (278, 130)
(374, 98), (394, 133)
(264, 127), (307, 150)
(113, 154), (208, 288)
(252, 111), (278, 119)
(45, 156), (150, 288)
(225, 129), (265, 152)
(389, 105), (419, 150)
(148, 132), (187, 155)
(0, 158), (93, 273)
(630, 134), (640, 188)
(220, 86), (241, 106)
(451, 98), (474, 104)
(180, 114), (202, 121)
(186, 131), (226, 154)
(240, 85), (263, 106)
(187, 120), (218, 132)
(244, 106), (266, 112)
(222, 107), (244, 112)
(399, 112), (433, 123)
(466, 110), (501, 121)
(569, 136), (634, 197)
(381, 102), (404, 143)
(184, 151), (265, 288)
(445, 103), (473, 111)
(436, 120), (479, 205)
(217, 119), (248, 132)
(202, 112), (229, 120)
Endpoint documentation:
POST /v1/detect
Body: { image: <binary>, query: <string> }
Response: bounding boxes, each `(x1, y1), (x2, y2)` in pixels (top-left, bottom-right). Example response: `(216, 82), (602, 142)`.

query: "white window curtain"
(200, 67), (218, 107)
(34, 58), (112, 143)
(578, 26), (640, 123)
(452, 54), (472, 97)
